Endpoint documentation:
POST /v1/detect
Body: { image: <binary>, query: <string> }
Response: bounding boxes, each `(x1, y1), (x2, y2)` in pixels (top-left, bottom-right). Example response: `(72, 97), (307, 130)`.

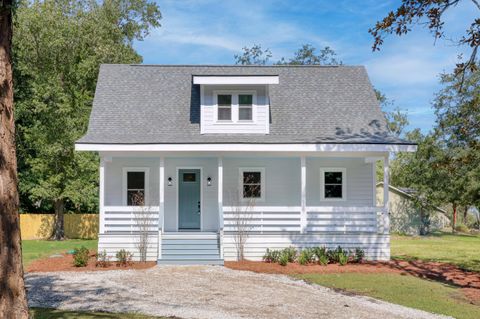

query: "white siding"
(223, 234), (390, 261)
(201, 85), (269, 134)
(98, 234), (158, 262)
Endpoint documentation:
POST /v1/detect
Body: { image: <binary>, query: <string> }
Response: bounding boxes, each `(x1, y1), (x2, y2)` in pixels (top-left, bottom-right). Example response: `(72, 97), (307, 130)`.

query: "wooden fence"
(20, 214), (99, 240)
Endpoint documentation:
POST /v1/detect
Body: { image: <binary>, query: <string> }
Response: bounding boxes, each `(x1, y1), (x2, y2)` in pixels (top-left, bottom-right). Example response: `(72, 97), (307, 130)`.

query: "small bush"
(298, 248), (315, 265)
(73, 246), (89, 267)
(329, 246), (348, 264)
(353, 247), (365, 263)
(278, 253), (289, 266)
(338, 252), (349, 266)
(96, 250), (110, 268)
(281, 247), (297, 263)
(116, 249), (133, 267)
(263, 248), (281, 263)
(455, 224), (469, 233)
(313, 246), (328, 262)
(318, 254), (329, 266)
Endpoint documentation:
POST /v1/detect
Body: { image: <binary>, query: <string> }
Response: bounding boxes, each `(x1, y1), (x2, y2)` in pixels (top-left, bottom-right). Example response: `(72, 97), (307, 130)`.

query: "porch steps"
(158, 232), (223, 265)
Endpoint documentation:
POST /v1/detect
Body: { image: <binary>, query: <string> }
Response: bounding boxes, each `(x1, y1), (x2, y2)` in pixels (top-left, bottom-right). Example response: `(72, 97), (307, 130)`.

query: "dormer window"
(214, 91), (256, 123)
(239, 94), (253, 121)
(217, 94), (232, 121)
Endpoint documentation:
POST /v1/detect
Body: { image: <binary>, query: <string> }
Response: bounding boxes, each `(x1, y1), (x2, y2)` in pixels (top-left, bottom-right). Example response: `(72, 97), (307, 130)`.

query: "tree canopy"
(14, 0), (161, 238)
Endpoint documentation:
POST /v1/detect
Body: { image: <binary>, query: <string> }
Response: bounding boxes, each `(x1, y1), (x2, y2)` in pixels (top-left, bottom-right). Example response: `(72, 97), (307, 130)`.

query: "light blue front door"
(178, 169), (201, 230)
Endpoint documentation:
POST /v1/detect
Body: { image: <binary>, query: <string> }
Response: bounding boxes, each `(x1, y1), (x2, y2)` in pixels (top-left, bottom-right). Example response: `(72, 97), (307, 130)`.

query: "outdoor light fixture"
(207, 177), (212, 186)
(167, 177), (173, 186)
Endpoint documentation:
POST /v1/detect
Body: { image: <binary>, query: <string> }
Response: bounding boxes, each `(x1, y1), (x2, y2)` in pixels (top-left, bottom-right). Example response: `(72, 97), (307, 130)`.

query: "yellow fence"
(20, 214), (99, 240)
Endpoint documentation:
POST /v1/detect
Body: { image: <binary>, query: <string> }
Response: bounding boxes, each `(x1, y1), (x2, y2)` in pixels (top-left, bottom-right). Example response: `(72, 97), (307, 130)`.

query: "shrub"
(338, 252), (349, 266)
(313, 247), (329, 265)
(455, 224), (469, 233)
(318, 254), (329, 266)
(281, 247), (297, 263)
(96, 250), (110, 268)
(73, 246), (89, 267)
(263, 248), (281, 263)
(353, 247), (365, 263)
(278, 253), (289, 266)
(298, 248), (315, 265)
(329, 246), (348, 263)
(116, 249), (133, 266)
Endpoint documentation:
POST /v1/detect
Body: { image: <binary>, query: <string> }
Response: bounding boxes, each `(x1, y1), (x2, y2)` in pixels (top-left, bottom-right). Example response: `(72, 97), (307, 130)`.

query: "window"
(123, 168), (149, 206)
(215, 91), (256, 123)
(217, 94), (232, 121)
(238, 94), (253, 121)
(320, 168), (346, 201)
(183, 172), (196, 182)
(239, 168), (265, 201)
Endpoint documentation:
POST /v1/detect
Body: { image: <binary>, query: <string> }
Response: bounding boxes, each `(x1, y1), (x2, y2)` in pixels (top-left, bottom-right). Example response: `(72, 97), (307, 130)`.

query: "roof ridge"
(100, 64), (363, 68)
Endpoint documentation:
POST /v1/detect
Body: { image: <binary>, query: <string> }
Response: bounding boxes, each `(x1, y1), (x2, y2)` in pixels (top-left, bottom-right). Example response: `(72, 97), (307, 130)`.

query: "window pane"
(325, 172), (342, 184)
(243, 171), (261, 184)
(128, 190), (145, 206)
(218, 94), (232, 106)
(183, 173), (196, 182)
(239, 94), (252, 105)
(127, 172), (145, 189)
(325, 185), (342, 198)
(218, 107), (231, 120)
(239, 107), (252, 120)
(243, 185), (261, 198)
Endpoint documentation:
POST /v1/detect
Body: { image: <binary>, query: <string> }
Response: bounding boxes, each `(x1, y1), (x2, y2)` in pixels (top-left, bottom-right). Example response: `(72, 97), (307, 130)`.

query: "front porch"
(97, 153), (392, 263)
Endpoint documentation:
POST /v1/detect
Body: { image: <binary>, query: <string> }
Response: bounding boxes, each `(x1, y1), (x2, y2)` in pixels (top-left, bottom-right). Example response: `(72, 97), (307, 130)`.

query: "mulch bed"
(27, 253), (156, 273)
(225, 259), (480, 305)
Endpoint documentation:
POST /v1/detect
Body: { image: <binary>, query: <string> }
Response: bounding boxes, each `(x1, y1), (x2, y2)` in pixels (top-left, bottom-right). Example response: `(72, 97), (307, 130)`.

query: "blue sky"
(134, 0), (477, 132)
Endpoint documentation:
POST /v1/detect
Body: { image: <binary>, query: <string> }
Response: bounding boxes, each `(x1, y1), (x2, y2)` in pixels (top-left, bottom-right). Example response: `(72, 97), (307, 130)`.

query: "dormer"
(194, 75), (279, 134)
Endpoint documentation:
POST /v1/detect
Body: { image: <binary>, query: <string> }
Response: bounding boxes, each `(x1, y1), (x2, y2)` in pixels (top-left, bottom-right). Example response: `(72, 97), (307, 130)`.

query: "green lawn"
(22, 239), (98, 267)
(391, 232), (480, 272)
(30, 308), (166, 319)
(297, 273), (479, 319)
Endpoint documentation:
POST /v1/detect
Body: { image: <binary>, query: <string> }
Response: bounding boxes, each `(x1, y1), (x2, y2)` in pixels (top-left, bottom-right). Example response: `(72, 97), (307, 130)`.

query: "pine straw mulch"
(225, 259), (480, 305)
(27, 253), (156, 273)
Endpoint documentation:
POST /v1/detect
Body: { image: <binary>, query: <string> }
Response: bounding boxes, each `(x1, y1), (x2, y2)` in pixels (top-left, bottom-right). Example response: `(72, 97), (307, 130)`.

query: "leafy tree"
(0, 0), (29, 316)
(14, 0), (161, 239)
(370, 0), (480, 85)
(375, 89), (409, 137)
(277, 44), (341, 65)
(234, 44), (272, 65)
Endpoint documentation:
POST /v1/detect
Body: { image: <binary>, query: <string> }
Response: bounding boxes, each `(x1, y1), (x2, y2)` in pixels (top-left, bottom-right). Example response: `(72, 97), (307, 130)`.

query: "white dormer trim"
(193, 76), (279, 85)
(213, 90), (257, 124)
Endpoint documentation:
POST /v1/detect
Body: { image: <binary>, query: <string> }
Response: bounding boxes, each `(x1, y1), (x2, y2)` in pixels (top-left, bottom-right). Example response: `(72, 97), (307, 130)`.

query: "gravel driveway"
(26, 266), (450, 319)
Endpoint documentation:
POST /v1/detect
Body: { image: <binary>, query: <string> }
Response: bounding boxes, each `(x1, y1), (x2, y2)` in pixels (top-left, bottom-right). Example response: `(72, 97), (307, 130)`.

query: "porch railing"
(223, 206), (388, 234)
(103, 206), (160, 234)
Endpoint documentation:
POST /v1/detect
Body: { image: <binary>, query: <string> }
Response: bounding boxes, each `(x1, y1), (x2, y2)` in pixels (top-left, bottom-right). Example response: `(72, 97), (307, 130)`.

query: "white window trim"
(213, 90), (257, 124)
(239, 167), (265, 202)
(320, 167), (347, 201)
(122, 167), (150, 206)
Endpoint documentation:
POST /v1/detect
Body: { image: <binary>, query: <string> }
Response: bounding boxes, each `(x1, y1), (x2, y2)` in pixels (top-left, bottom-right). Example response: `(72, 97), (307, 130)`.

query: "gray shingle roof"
(77, 64), (412, 145)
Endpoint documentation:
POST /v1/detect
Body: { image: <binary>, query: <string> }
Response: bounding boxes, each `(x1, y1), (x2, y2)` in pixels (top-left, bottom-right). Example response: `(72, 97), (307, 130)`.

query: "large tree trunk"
(463, 206), (468, 224)
(452, 202), (457, 233)
(51, 199), (65, 240)
(0, 0), (29, 317)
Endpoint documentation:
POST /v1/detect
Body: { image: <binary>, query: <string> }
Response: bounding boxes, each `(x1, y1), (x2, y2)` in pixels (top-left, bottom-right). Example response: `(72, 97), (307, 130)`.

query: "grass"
(22, 239), (98, 267)
(30, 308), (167, 318)
(391, 232), (480, 272)
(297, 273), (479, 319)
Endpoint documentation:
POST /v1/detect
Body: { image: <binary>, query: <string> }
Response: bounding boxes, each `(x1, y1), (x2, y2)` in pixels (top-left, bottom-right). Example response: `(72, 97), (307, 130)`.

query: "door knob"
(197, 201), (201, 214)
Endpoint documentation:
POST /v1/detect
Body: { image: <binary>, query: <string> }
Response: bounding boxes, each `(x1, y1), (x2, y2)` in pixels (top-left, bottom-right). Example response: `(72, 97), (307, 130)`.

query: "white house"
(75, 64), (416, 264)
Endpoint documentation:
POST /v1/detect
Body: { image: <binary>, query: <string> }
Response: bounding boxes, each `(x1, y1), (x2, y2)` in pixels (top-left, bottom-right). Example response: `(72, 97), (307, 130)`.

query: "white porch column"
(99, 157), (105, 234)
(300, 156), (307, 233)
(383, 156), (390, 234)
(158, 157), (164, 259)
(218, 157), (224, 259)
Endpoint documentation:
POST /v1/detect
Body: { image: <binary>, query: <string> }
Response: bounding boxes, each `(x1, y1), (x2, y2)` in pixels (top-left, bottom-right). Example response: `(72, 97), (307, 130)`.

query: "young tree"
(370, 0), (480, 85)
(0, 0), (29, 316)
(14, 0), (161, 239)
